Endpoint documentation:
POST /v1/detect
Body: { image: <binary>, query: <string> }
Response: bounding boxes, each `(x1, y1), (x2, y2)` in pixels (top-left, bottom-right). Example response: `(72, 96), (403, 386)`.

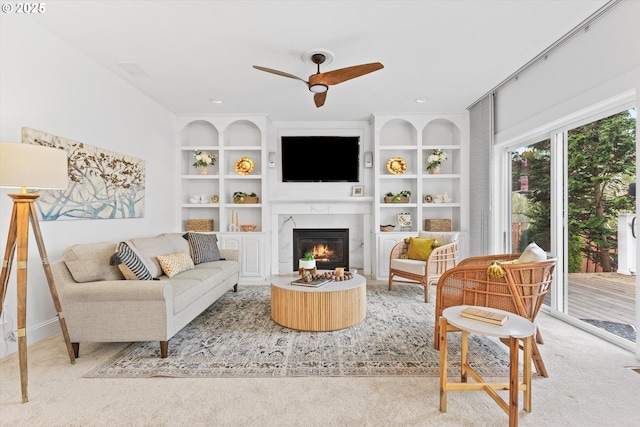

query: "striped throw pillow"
(183, 232), (221, 264)
(110, 242), (153, 281)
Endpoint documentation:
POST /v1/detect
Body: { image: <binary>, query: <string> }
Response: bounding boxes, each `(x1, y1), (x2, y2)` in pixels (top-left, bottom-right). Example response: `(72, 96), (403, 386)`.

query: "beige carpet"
(1, 281), (640, 426)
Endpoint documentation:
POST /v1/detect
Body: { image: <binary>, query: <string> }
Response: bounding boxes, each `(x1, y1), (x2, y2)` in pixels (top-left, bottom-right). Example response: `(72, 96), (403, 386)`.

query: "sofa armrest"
(220, 249), (239, 261)
(59, 279), (174, 343)
(61, 280), (171, 303)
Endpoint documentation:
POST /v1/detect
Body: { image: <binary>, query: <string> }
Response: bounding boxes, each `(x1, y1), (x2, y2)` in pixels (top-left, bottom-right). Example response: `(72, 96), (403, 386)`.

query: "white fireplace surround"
(270, 201), (371, 276)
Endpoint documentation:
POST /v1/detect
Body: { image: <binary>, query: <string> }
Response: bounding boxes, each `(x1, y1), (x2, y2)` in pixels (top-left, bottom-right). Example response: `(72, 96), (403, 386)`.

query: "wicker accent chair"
(388, 232), (458, 303)
(434, 253), (557, 378)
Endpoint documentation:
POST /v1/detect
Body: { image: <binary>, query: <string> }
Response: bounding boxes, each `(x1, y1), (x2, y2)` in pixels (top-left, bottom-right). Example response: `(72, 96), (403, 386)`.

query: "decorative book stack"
(460, 307), (509, 326)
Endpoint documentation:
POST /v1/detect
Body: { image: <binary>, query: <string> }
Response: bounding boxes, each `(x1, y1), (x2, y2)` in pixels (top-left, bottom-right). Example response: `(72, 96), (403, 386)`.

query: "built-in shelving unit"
(176, 115), (269, 279)
(372, 114), (469, 279)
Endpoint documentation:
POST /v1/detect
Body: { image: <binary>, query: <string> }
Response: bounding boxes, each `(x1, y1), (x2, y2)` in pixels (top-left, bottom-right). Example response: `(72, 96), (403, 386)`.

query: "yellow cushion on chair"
(406, 238), (436, 261)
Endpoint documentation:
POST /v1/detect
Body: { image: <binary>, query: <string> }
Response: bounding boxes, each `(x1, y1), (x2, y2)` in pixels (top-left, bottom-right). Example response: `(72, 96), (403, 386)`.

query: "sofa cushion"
(183, 232), (222, 264)
(63, 242), (123, 283)
(160, 233), (192, 253)
(406, 238), (436, 261)
(519, 242), (546, 263)
(168, 267), (226, 313)
(110, 242), (153, 281)
(390, 258), (426, 275)
(195, 260), (239, 275)
(129, 234), (190, 278)
(157, 251), (195, 278)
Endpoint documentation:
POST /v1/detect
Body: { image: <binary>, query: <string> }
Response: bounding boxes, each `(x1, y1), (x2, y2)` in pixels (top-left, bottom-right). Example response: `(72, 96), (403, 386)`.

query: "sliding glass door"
(506, 108), (636, 348)
(564, 109), (636, 344)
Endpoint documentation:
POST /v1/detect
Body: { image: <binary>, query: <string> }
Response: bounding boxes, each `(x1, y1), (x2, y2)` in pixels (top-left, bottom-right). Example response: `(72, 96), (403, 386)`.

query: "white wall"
(267, 121), (373, 201)
(0, 17), (176, 356)
(267, 121), (373, 276)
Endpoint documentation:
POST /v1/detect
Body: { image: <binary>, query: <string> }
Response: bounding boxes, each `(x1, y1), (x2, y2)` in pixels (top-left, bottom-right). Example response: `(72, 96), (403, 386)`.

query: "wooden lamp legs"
(0, 193), (75, 403)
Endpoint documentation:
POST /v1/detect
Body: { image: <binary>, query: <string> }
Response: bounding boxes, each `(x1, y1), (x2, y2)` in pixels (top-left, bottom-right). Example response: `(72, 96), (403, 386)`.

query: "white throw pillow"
(518, 242), (547, 263)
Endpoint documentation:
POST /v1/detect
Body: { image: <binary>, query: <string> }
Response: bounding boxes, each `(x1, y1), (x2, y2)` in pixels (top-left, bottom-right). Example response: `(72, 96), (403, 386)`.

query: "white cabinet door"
(377, 234), (405, 279)
(241, 234), (263, 277)
(218, 233), (264, 278)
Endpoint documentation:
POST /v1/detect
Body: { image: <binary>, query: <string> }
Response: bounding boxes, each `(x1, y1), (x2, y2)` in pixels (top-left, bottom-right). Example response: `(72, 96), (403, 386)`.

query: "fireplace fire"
(293, 228), (349, 271)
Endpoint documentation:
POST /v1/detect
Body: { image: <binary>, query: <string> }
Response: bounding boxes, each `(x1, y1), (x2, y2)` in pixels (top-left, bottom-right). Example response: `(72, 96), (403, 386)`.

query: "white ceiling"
(32, 0), (610, 122)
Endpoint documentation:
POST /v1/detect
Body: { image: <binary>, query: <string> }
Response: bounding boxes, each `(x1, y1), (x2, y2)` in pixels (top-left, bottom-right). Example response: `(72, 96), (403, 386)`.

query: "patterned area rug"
(85, 284), (511, 378)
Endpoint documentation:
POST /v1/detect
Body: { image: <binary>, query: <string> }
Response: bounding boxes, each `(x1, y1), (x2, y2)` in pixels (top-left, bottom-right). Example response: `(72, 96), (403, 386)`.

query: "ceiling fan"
(253, 53), (384, 108)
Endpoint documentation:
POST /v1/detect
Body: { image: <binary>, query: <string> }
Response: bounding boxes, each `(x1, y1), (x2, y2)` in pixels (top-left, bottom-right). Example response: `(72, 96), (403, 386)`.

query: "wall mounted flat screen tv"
(281, 136), (360, 182)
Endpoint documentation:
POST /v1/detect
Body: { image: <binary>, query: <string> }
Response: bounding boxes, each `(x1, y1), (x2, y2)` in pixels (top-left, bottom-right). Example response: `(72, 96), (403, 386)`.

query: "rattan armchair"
(388, 234), (458, 303)
(434, 253), (556, 377)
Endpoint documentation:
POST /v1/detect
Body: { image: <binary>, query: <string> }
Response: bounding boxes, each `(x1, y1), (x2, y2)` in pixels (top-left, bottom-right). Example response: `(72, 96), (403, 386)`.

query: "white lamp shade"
(0, 142), (68, 190)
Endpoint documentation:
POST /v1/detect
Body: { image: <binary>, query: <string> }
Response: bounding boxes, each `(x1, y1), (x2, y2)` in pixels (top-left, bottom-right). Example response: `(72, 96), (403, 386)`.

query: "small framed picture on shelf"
(398, 212), (412, 228)
(352, 185), (364, 197)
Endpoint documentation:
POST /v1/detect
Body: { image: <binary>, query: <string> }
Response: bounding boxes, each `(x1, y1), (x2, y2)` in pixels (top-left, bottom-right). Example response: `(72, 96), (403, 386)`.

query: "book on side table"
(460, 306), (509, 326)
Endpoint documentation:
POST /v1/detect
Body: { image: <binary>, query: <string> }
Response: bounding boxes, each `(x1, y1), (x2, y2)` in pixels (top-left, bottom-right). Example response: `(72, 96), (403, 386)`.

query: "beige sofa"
(51, 232), (239, 358)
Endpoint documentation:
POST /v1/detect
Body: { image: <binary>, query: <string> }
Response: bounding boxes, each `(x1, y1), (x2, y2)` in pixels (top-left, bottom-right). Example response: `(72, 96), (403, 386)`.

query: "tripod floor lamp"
(0, 142), (76, 403)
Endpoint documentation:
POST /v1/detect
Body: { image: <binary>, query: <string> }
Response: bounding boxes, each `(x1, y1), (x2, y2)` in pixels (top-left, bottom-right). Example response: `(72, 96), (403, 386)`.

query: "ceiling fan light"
(309, 84), (328, 93)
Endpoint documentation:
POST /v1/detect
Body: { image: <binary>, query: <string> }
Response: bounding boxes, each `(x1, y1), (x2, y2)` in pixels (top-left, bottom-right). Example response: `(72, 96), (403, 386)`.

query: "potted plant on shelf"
(384, 190), (412, 203)
(193, 150), (217, 175)
(233, 191), (259, 204)
(427, 149), (447, 174)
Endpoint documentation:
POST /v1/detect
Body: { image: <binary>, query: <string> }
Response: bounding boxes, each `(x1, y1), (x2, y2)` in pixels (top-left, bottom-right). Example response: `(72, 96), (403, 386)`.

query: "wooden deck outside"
(565, 273), (636, 340)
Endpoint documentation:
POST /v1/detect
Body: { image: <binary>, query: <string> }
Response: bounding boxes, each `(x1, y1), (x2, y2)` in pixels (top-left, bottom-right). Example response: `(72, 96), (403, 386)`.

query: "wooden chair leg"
(535, 326), (544, 344)
(500, 337), (549, 378)
(531, 339), (548, 378)
(388, 272), (394, 290)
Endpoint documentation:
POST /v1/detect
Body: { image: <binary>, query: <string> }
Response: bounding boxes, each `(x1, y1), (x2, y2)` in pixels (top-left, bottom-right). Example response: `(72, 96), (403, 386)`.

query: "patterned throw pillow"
(110, 242), (153, 281)
(183, 232), (222, 264)
(157, 251), (195, 278)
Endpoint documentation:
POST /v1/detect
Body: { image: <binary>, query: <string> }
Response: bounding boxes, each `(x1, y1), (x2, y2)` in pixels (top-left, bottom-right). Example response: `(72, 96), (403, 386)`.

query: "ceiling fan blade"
(253, 65), (308, 83)
(316, 62), (384, 86)
(314, 92), (327, 108)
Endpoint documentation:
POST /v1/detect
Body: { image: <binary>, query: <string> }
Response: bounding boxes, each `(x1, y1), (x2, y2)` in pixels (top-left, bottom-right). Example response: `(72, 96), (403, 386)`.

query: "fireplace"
(293, 228), (349, 271)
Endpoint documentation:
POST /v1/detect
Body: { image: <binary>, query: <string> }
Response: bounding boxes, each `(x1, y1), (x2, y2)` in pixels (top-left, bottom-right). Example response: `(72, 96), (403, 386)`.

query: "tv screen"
(281, 136), (360, 182)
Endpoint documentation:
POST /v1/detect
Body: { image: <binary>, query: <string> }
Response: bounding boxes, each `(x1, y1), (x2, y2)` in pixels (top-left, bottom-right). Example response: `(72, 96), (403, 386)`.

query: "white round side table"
(439, 305), (536, 427)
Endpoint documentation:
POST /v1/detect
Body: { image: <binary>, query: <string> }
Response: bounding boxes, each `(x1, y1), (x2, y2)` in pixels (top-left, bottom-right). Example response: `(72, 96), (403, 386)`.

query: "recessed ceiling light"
(209, 98), (223, 104)
(415, 97), (427, 103)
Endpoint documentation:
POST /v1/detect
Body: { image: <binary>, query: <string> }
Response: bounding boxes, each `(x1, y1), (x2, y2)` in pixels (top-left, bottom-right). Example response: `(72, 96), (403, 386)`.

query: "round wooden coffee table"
(270, 273), (366, 332)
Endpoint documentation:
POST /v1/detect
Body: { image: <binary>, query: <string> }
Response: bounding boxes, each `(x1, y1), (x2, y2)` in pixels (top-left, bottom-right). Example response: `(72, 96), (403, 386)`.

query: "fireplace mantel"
(269, 201), (372, 276)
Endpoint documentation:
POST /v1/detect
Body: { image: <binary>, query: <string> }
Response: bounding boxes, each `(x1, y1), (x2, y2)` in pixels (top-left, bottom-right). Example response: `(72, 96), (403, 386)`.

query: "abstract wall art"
(22, 127), (145, 220)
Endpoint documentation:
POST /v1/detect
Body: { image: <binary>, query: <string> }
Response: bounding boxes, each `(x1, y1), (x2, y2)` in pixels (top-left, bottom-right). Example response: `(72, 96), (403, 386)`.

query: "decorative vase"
(199, 166), (208, 175)
(429, 165), (441, 174)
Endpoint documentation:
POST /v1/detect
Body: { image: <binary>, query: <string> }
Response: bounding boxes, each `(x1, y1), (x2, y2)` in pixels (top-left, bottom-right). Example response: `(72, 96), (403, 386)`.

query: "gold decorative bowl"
(240, 224), (257, 232)
(380, 225), (396, 232)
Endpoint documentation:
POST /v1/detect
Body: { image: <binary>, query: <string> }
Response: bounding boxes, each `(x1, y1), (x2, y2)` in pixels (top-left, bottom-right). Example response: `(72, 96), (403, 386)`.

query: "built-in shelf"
(177, 116), (269, 280)
(372, 114), (469, 279)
